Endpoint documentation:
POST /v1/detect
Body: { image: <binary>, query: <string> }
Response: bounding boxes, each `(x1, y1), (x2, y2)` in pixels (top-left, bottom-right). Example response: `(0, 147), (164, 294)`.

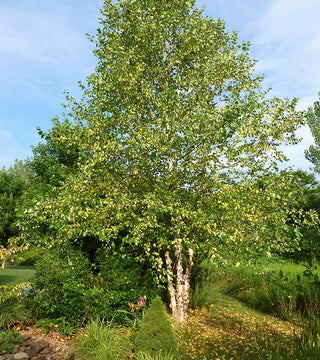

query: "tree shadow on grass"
(0, 266), (35, 286)
(0, 275), (20, 286)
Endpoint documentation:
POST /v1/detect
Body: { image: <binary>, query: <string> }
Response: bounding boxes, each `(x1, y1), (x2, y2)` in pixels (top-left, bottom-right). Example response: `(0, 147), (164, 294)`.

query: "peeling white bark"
(165, 240), (194, 323)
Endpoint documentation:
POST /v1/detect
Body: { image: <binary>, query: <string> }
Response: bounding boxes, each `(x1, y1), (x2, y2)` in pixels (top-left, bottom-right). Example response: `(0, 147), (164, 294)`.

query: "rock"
(19, 334), (31, 342)
(12, 345), (20, 353)
(17, 339), (49, 358)
(30, 341), (48, 354)
(40, 348), (51, 355)
(12, 353), (29, 360)
(16, 348), (30, 357)
(3, 354), (13, 360)
(2, 326), (74, 360)
(20, 348), (35, 359)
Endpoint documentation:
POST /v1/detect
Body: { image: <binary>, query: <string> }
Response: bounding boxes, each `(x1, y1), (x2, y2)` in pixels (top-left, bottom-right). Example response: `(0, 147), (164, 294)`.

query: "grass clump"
(134, 296), (176, 359)
(201, 258), (320, 321)
(254, 319), (320, 359)
(0, 284), (31, 329)
(74, 320), (131, 360)
(136, 352), (176, 360)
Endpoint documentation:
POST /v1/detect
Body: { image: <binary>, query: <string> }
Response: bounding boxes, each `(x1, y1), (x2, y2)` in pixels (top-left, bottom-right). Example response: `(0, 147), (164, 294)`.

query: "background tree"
(17, 118), (84, 246)
(208, 171), (318, 261)
(290, 171), (320, 258)
(306, 93), (320, 173)
(0, 161), (31, 269)
(20, 0), (305, 322)
(0, 160), (29, 247)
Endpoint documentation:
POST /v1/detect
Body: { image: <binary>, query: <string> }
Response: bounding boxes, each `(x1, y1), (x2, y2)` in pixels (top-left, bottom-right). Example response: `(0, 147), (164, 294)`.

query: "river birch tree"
(21, 0), (305, 323)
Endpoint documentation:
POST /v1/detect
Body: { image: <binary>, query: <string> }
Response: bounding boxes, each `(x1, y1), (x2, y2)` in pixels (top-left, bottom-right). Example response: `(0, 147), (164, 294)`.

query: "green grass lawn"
(0, 265), (35, 286)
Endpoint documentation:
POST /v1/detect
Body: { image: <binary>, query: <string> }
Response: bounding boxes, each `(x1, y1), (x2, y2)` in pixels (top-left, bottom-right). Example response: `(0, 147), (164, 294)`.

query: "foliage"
(278, 170), (320, 259)
(15, 119), (84, 247)
(12, 247), (44, 266)
(134, 297), (177, 358)
(96, 247), (159, 296)
(24, 248), (154, 331)
(0, 329), (23, 354)
(24, 248), (91, 332)
(205, 171), (318, 260)
(136, 353), (176, 360)
(74, 320), (131, 360)
(29, 119), (82, 187)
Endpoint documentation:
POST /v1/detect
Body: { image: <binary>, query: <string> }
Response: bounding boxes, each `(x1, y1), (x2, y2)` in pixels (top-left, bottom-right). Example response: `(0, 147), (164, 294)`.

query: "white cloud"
(252, 0), (320, 100)
(0, 1), (102, 99)
(0, 7), (84, 63)
(281, 125), (314, 172)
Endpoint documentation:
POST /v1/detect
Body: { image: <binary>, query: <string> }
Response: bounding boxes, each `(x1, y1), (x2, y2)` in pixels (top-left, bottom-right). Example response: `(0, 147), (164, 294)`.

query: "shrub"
(24, 248), (91, 332)
(96, 248), (158, 296)
(83, 287), (147, 326)
(74, 320), (131, 360)
(13, 247), (43, 265)
(134, 297), (177, 358)
(25, 247), (153, 332)
(94, 248), (159, 325)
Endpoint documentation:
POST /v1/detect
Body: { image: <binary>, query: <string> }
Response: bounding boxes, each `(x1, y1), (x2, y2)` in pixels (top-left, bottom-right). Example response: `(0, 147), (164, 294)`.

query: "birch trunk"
(165, 240), (194, 323)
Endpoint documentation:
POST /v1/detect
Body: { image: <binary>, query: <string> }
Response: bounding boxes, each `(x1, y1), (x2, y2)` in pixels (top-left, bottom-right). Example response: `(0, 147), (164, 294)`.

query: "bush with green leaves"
(96, 248), (159, 294)
(24, 247), (156, 332)
(74, 320), (131, 360)
(94, 248), (159, 325)
(0, 329), (23, 353)
(24, 248), (91, 332)
(134, 297), (177, 358)
(83, 287), (148, 326)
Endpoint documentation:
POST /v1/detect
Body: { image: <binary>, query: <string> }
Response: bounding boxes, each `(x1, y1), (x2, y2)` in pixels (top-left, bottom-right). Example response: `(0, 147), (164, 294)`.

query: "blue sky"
(0, 0), (319, 172)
